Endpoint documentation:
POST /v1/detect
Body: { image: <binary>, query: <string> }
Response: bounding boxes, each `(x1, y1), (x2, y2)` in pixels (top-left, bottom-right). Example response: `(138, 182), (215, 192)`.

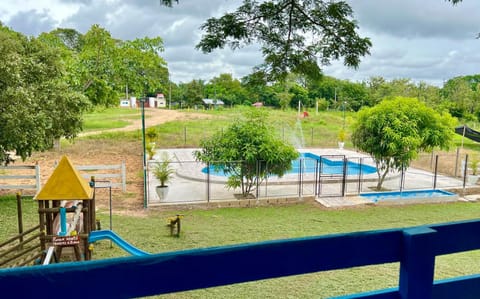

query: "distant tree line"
(174, 73), (480, 122)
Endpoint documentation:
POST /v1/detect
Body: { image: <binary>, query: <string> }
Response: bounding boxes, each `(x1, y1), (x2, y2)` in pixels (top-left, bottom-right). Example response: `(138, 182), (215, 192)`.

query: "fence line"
(0, 162), (127, 193)
(76, 162), (126, 192)
(148, 152), (470, 205)
(0, 225), (42, 268)
(0, 164), (41, 191)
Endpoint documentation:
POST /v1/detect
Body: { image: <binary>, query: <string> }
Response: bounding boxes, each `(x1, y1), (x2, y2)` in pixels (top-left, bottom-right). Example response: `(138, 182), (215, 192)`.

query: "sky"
(1, 0), (479, 86)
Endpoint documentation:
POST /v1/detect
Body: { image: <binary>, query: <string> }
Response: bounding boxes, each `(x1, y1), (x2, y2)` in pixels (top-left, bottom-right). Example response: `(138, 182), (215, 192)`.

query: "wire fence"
(146, 149), (473, 206)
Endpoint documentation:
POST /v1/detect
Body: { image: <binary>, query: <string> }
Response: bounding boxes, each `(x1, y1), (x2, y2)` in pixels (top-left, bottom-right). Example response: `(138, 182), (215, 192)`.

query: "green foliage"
(153, 153), (175, 186)
(205, 73), (247, 106)
(195, 0), (371, 81)
(352, 97), (456, 190)
(146, 142), (156, 160)
(277, 91), (293, 110)
(470, 153), (480, 175)
(194, 109), (299, 197)
(316, 98), (329, 111)
(145, 127), (158, 143)
(0, 24), (89, 165)
(40, 25), (168, 107)
(338, 128), (346, 142)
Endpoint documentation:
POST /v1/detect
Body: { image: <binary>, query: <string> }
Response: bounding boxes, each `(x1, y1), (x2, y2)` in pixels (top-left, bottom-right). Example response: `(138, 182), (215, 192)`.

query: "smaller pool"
(360, 189), (458, 203)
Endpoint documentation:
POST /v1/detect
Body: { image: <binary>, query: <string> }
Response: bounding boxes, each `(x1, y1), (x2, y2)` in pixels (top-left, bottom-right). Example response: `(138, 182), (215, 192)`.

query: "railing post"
(35, 162), (41, 191)
(399, 227), (437, 299)
(121, 160), (126, 192)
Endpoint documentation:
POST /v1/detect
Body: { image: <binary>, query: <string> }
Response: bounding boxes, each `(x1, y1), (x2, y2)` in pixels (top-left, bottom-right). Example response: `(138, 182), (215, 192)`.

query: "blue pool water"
(360, 189), (457, 203)
(201, 152), (377, 176)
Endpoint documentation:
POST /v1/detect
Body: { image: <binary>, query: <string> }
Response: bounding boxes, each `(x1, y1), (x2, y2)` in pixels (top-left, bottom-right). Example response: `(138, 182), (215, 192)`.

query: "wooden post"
(399, 227), (436, 299)
(16, 193), (23, 245)
(38, 200), (46, 252)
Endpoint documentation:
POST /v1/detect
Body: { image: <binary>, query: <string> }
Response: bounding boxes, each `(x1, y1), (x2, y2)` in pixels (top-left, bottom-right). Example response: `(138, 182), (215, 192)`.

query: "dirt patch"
(5, 109), (211, 212)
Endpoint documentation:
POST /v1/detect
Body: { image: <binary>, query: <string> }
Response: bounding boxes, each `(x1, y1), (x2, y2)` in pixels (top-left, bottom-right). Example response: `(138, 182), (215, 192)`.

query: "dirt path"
(81, 108), (211, 136)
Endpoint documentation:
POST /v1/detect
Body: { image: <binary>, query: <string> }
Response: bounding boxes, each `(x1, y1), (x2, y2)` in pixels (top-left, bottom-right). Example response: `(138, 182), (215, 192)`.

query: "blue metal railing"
(1, 219), (480, 298)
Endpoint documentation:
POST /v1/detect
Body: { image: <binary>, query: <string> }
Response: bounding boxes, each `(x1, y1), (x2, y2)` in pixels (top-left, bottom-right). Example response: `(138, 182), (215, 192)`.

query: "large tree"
(40, 25), (169, 107)
(351, 97), (455, 190)
(0, 24), (89, 165)
(162, 0), (371, 82)
(194, 109), (299, 197)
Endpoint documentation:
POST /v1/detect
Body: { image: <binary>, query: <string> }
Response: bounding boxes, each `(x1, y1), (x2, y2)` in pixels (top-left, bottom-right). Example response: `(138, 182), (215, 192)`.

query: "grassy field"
(81, 106), (357, 148)
(82, 107), (140, 131)
(3, 107), (480, 298)
(80, 106), (480, 150)
(2, 194), (480, 298)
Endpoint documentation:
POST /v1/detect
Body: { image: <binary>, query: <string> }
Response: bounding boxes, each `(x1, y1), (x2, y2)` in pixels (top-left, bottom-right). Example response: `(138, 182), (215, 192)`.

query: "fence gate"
(315, 155), (347, 198)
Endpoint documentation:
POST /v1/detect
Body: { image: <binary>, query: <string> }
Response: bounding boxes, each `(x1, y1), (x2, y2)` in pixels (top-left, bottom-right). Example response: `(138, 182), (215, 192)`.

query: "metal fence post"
(433, 155), (439, 190)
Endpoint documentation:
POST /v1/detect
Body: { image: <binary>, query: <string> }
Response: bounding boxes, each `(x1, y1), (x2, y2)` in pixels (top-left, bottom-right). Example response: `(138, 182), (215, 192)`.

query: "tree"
(351, 97), (455, 190)
(442, 77), (476, 119)
(115, 36), (169, 99)
(179, 80), (205, 108)
(194, 109), (299, 197)
(205, 73), (247, 106)
(162, 1), (370, 81)
(0, 24), (89, 165)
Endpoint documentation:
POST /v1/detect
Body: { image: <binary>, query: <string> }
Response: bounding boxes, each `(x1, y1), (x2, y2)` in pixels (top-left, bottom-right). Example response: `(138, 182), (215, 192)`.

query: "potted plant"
(468, 154), (480, 185)
(337, 129), (346, 149)
(153, 153), (175, 200)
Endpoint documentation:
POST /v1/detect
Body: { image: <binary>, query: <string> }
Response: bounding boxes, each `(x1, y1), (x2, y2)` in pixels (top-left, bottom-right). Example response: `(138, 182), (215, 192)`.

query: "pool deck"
(149, 148), (476, 209)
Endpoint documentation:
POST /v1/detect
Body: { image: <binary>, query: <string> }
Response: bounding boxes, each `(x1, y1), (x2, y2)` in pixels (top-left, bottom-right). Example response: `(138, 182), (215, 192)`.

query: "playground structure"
(1, 155), (151, 267)
(34, 155), (96, 262)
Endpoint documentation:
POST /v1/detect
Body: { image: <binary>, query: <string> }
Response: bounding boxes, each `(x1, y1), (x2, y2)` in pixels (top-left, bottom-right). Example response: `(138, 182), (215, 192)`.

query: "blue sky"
(1, 0), (479, 86)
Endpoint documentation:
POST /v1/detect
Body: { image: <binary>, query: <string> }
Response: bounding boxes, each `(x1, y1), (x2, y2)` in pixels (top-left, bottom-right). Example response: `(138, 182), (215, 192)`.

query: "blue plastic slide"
(88, 230), (150, 256)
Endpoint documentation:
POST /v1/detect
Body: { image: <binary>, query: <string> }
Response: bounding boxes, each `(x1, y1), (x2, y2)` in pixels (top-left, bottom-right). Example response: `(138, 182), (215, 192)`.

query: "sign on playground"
(53, 235), (80, 246)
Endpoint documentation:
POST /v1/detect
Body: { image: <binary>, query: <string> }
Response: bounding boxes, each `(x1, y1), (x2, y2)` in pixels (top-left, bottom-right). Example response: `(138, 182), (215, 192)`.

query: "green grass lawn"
(82, 107), (140, 131)
(79, 106), (356, 148)
(3, 194), (480, 298)
(4, 107), (480, 297)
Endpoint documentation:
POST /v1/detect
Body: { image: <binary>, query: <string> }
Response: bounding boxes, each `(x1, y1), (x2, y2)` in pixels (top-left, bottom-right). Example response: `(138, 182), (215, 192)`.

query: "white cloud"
(1, 0), (479, 86)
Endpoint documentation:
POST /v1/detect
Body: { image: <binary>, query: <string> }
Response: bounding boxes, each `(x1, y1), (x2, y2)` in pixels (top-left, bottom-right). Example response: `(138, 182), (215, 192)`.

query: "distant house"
(121, 95), (166, 108)
(119, 97), (137, 108)
(156, 93), (167, 108)
(202, 98), (224, 109)
(252, 102), (263, 107)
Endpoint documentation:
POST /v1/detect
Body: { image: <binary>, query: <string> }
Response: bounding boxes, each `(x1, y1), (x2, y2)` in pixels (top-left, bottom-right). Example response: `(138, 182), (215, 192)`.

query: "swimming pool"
(291, 152), (376, 175)
(201, 152), (377, 176)
(360, 189), (458, 203)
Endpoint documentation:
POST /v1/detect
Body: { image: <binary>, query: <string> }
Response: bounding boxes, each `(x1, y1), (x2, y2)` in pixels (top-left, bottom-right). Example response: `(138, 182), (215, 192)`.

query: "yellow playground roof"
(34, 155), (93, 200)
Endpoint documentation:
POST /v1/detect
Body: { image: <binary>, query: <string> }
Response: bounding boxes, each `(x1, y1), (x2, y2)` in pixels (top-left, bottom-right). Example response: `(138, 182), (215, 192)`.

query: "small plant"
(470, 154), (480, 175)
(146, 142), (155, 160)
(153, 153), (175, 187)
(146, 127), (158, 143)
(338, 129), (346, 142)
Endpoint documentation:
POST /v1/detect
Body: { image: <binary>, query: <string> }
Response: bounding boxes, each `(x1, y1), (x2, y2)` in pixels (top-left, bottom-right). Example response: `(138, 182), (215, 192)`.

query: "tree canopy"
(351, 97), (456, 190)
(0, 24), (89, 165)
(162, 0), (371, 82)
(194, 109), (299, 197)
